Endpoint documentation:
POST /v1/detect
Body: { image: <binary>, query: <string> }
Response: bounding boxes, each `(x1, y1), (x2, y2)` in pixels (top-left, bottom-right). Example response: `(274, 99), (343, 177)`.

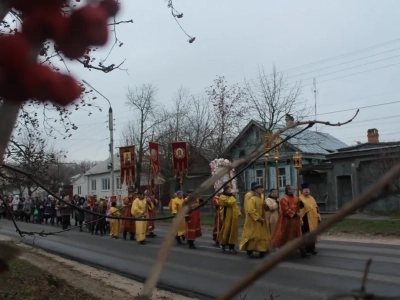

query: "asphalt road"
(1, 219), (400, 300)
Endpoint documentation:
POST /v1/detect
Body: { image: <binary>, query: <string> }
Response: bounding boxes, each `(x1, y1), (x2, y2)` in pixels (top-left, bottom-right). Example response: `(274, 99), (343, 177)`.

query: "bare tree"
(244, 65), (310, 131)
(2, 131), (64, 195)
(124, 84), (166, 187)
(206, 75), (246, 157)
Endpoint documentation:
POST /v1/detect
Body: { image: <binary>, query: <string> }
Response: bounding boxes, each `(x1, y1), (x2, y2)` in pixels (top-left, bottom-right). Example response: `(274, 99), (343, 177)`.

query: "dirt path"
(0, 234), (196, 300)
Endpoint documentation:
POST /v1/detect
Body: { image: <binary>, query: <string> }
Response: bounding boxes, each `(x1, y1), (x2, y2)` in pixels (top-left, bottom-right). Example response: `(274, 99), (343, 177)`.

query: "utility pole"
(313, 78), (318, 131)
(109, 106), (115, 196)
(82, 80), (115, 196)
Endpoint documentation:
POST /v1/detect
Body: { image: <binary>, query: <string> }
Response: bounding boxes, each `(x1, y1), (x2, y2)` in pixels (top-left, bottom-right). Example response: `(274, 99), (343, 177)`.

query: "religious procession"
(84, 141), (322, 259)
(3, 141), (321, 259)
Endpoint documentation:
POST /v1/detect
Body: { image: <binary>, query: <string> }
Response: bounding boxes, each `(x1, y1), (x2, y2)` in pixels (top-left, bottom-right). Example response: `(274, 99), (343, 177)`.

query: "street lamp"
(263, 131), (273, 192)
(81, 80), (115, 197)
(292, 152), (303, 195)
(274, 147), (280, 192)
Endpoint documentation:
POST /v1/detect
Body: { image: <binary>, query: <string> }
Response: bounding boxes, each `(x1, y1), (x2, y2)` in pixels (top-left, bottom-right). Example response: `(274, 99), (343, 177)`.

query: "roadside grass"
(0, 253), (98, 300)
(158, 211), (400, 236)
(329, 219), (400, 236)
(368, 210), (400, 219)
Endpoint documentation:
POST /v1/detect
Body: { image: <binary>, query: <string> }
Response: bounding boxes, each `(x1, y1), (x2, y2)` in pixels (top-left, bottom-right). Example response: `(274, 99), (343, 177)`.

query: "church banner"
(119, 145), (135, 187)
(149, 142), (160, 174)
(171, 142), (189, 174)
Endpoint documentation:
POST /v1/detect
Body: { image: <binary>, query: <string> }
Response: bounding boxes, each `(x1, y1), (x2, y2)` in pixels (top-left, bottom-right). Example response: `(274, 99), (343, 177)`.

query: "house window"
(101, 178), (110, 191)
(77, 186), (82, 195)
(268, 166), (291, 189)
(279, 167), (287, 188)
(255, 169), (264, 185)
(91, 180), (97, 191)
(116, 177), (121, 190)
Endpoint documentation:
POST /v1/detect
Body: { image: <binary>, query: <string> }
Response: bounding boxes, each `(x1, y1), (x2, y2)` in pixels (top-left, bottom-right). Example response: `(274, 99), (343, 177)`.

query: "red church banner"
(171, 141), (189, 174)
(119, 145), (136, 187)
(149, 142), (160, 174)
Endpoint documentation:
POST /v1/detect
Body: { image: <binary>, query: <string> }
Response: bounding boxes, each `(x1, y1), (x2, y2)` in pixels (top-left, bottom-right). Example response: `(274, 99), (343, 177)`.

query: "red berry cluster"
(0, 0), (119, 105)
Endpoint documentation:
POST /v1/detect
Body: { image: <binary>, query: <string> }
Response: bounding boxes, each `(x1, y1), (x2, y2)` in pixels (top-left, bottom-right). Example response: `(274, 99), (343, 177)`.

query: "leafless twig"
(108, 19), (133, 26)
(139, 110), (359, 299)
(361, 258), (372, 292)
(219, 164), (400, 300)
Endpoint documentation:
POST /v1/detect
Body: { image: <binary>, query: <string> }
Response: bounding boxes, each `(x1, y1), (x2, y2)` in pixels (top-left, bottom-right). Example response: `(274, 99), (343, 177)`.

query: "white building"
(71, 154), (161, 203)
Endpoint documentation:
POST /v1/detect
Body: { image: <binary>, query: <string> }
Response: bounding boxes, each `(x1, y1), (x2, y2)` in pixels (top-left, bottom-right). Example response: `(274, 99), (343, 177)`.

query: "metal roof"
(281, 128), (348, 155)
(84, 154), (120, 176)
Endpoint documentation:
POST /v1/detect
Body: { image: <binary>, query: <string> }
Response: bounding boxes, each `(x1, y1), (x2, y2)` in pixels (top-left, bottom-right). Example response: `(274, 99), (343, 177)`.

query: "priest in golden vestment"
(243, 182), (257, 209)
(108, 202), (121, 239)
(240, 183), (271, 258)
(299, 183), (321, 255)
(171, 190), (186, 244)
(218, 185), (241, 254)
(131, 190), (154, 245)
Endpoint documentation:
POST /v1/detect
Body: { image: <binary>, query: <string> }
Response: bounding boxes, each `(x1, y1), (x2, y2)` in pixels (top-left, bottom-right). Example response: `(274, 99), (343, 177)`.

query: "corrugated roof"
(281, 128), (348, 154)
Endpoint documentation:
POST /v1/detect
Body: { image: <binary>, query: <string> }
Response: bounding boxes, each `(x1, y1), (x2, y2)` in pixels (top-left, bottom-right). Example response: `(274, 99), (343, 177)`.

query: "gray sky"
(42, 0), (400, 162)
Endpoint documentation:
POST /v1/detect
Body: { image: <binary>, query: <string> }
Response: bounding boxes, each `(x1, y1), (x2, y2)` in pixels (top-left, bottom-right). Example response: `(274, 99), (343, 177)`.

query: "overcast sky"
(40, 0), (400, 162)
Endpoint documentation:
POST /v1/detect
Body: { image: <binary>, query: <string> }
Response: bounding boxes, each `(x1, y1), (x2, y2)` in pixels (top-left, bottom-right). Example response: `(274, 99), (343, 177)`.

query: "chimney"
(285, 114), (294, 126)
(367, 128), (379, 143)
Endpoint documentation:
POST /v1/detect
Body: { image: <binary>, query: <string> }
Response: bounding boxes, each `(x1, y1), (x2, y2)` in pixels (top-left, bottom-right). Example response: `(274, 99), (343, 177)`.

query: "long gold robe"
(244, 191), (253, 209)
(171, 197), (186, 236)
(240, 194), (270, 252)
(218, 194), (241, 245)
(300, 193), (320, 235)
(265, 197), (279, 236)
(109, 207), (121, 237)
(131, 198), (154, 242)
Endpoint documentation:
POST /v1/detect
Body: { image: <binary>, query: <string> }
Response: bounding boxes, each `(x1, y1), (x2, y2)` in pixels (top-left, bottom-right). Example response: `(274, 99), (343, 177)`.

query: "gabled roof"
(84, 154), (120, 176)
(223, 120), (347, 156)
(70, 173), (84, 184)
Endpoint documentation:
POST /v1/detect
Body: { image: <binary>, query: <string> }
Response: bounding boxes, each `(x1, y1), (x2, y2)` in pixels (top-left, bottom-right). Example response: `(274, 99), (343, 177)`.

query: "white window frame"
(278, 167), (287, 188)
(269, 165), (291, 189)
(255, 169), (264, 185)
(101, 177), (110, 191)
(77, 186), (82, 195)
(116, 177), (121, 190)
(91, 179), (97, 191)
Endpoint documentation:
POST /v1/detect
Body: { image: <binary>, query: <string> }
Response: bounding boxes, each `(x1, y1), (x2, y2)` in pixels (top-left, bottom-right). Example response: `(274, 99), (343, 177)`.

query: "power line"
(317, 100), (400, 116)
(287, 55), (400, 86)
(287, 47), (400, 79)
(282, 37), (400, 73)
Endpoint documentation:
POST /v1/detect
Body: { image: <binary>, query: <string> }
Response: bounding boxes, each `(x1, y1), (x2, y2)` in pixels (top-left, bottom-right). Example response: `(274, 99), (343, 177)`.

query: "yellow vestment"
(171, 197), (186, 236)
(109, 206), (121, 237)
(218, 194), (241, 245)
(240, 194), (271, 252)
(131, 198), (154, 242)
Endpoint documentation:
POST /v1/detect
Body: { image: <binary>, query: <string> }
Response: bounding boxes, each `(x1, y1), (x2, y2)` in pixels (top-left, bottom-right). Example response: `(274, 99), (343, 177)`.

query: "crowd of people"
(0, 181), (320, 258)
(210, 182), (321, 258)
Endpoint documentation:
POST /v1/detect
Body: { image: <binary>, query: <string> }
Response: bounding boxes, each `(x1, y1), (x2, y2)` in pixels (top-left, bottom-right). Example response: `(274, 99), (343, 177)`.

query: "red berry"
(53, 74), (82, 105)
(57, 37), (88, 59)
(100, 0), (120, 17)
(21, 64), (58, 101)
(0, 34), (31, 74)
(23, 8), (69, 42)
(69, 6), (109, 46)
(11, 0), (66, 13)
